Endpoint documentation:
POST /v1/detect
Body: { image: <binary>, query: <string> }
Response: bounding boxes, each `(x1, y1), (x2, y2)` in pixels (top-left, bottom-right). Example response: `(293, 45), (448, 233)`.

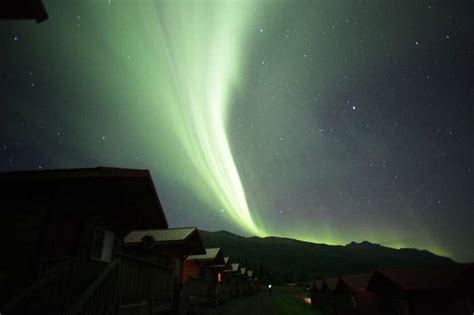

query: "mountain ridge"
(199, 230), (454, 283)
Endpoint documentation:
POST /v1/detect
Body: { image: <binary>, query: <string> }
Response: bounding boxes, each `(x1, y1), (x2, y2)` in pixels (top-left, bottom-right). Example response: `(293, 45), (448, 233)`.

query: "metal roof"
(186, 247), (221, 261)
(240, 267), (247, 275)
(374, 264), (471, 290)
(247, 270), (253, 277)
(340, 273), (372, 292)
(125, 227), (196, 244)
(224, 263), (240, 273)
(224, 257), (229, 264)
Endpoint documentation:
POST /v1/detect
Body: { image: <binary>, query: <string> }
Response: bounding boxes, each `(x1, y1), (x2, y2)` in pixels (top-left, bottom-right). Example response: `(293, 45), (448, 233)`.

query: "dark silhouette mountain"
(199, 230), (454, 283)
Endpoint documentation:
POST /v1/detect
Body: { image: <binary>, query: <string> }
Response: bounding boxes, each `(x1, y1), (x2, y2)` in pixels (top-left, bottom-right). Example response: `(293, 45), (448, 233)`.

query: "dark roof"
(0, 0), (48, 23)
(339, 273), (373, 292)
(0, 167), (169, 232)
(314, 280), (324, 290)
(371, 264), (471, 291)
(0, 167), (153, 180)
(324, 277), (339, 291)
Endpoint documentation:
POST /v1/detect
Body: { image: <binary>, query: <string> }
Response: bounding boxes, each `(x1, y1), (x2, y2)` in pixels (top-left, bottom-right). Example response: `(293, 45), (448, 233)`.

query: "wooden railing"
(66, 253), (173, 315)
(181, 277), (209, 304)
(1, 259), (75, 315)
(2, 254), (173, 315)
(117, 253), (173, 306)
(65, 259), (121, 315)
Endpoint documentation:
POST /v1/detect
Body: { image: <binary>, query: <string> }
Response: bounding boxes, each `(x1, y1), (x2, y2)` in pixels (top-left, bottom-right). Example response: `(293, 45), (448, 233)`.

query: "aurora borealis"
(1, 1), (473, 261)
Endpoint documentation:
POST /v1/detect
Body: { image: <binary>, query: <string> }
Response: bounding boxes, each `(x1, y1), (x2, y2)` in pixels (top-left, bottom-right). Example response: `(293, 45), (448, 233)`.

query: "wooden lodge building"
(0, 167), (175, 314)
(367, 264), (474, 315)
(310, 264), (474, 315)
(0, 167), (257, 315)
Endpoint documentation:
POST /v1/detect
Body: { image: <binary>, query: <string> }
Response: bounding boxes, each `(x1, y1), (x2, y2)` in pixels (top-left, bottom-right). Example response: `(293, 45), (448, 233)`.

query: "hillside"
(199, 230), (454, 283)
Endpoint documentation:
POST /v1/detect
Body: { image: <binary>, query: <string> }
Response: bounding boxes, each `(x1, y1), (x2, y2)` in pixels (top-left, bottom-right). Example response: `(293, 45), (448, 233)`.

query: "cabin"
(239, 267), (249, 295)
(213, 256), (233, 303)
(123, 227), (206, 310)
(0, 167), (175, 314)
(320, 277), (340, 315)
(224, 263), (242, 297)
(367, 264), (474, 315)
(310, 279), (324, 310)
(336, 273), (378, 315)
(238, 267), (256, 296)
(182, 247), (225, 308)
(253, 277), (261, 293)
(0, 0), (48, 22)
(246, 270), (255, 295)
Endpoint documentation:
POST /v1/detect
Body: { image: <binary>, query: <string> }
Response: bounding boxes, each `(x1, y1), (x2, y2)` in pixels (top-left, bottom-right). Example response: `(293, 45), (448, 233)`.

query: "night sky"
(1, 1), (473, 261)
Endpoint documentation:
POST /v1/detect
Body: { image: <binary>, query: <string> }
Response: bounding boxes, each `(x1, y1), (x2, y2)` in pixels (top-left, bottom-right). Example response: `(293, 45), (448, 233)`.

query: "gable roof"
(339, 273), (373, 292)
(0, 167), (169, 232)
(324, 277), (339, 291)
(224, 263), (240, 273)
(124, 227), (206, 255)
(314, 280), (324, 290)
(125, 227), (195, 244)
(371, 264), (470, 291)
(186, 247), (225, 265)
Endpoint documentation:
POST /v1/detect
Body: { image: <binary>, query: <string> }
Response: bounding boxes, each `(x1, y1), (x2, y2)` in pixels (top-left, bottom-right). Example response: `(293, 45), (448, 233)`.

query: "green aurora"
(3, 0), (473, 261)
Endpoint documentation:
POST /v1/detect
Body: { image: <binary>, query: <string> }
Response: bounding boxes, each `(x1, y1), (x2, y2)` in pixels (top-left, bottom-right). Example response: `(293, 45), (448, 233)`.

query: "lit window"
(217, 272), (222, 283)
(91, 226), (114, 263)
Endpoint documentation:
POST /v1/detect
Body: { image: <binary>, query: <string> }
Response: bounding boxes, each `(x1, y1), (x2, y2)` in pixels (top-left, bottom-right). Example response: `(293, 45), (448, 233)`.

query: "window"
(91, 226), (114, 263)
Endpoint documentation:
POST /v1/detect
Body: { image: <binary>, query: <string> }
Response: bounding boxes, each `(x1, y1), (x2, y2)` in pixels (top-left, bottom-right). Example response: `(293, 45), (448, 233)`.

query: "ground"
(199, 286), (318, 315)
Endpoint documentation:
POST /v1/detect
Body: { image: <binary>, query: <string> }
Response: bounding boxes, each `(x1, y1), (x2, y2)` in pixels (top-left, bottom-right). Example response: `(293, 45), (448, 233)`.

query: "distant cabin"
(124, 227), (205, 288)
(337, 273), (378, 315)
(367, 264), (474, 315)
(183, 247), (225, 282)
(224, 263), (242, 297)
